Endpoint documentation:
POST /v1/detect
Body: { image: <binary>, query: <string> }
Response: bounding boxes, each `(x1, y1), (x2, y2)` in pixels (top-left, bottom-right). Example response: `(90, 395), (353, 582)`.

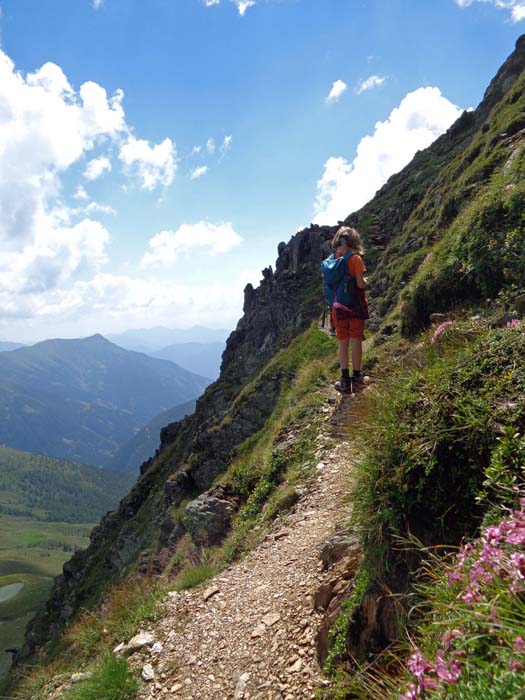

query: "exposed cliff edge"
(9, 34), (525, 693)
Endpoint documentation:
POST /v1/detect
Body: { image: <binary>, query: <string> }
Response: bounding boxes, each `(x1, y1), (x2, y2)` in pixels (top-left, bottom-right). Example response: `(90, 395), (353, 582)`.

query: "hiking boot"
(334, 377), (352, 393)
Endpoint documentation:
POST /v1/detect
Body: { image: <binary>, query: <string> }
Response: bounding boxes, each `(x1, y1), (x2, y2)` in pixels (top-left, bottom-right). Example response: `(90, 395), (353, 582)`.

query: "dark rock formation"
(181, 490), (237, 545)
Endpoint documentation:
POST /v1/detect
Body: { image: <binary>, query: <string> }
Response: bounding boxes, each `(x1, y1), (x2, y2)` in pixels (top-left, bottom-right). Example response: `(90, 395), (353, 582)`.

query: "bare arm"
(355, 271), (367, 289)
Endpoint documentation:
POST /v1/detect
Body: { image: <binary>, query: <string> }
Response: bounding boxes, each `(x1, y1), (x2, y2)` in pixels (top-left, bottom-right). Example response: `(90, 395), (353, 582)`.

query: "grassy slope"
(315, 39), (525, 699)
(347, 43), (525, 335)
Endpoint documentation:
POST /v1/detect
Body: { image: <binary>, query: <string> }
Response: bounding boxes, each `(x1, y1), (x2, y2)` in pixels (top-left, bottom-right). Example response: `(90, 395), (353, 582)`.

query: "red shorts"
(331, 308), (365, 341)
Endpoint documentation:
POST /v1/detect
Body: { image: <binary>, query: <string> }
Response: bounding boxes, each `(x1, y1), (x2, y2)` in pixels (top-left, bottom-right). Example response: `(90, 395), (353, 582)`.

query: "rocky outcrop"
(181, 488), (238, 546)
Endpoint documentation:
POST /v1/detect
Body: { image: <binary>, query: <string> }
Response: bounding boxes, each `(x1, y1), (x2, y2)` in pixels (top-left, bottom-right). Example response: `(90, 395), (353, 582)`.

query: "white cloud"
(454, 0), (525, 21)
(93, 0), (103, 8)
(190, 165), (208, 180)
(0, 46), (180, 331)
(140, 221), (242, 268)
(206, 137), (216, 154)
(0, 48), (125, 260)
(356, 75), (386, 94)
(234, 0), (256, 14)
(119, 135), (176, 190)
(205, 0), (221, 5)
(325, 80), (347, 103)
(192, 144), (202, 154)
(85, 202), (116, 215)
(73, 185), (90, 201)
(83, 155), (112, 181)
(0, 219), (109, 298)
(313, 87), (463, 224)
(0, 268), (253, 340)
(221, 135), (233, 153)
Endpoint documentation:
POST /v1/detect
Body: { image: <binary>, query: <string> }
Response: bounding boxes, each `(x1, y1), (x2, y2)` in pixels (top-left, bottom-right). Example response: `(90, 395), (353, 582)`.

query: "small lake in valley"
(0, 582), (24, 602)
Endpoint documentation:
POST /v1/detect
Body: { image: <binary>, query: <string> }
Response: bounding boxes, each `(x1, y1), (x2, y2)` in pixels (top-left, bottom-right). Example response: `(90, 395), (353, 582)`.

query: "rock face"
(182, 492), (236, 545)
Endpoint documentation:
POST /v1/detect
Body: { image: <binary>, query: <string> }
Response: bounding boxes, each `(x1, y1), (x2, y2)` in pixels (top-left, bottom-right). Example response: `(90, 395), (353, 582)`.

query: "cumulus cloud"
(190, 165), (208, 180)
(454, 0), (525, 22)
(83, 155), (112, 181)
(205, 0), (221, 5)
(0, 48), (125, 261)
(206, 137), (216, 154)
(0, 46), (178, 332)
(73, 185), (90, 201)
(192, 144), (202, 154)
(119, 135), (176, 190)
(356, 75), (386, 94)
(313, 87), (463, 224)
(0, 219), (109, 299)
(325, 80), (347, 103)
(235, 0), (256, 14)
(140, 221), (242, 268)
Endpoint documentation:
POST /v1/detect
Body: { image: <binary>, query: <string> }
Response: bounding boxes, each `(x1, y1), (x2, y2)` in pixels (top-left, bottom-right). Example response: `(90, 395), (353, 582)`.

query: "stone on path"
(203, 585), (221, 601)
(126, 631), (155, 654)
(262, 612), (281, 627)
(141, 663), (155, 682)
(234, 672), (250, 699)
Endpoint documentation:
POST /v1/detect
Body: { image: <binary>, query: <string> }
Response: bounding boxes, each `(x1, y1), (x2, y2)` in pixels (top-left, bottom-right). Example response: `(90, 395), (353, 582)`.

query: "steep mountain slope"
(7, 34), (525, 694)
(0, 446), (134, 523)
(107, 400), (197, 474)
(0, 335), (209, 466)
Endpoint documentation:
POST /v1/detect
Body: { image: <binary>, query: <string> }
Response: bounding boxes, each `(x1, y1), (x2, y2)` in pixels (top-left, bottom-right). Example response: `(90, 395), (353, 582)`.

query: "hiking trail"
(133, 386), (363, 700)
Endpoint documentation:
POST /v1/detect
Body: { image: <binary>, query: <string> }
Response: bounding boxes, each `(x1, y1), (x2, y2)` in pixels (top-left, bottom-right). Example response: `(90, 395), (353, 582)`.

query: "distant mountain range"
(0, 445), (135, 523)
(0, 335), (210, 467)
(152, 342), (224, 380)
(106, 325), (230, 353)
(0, 342), (25, 352)
(108, 399), (197, 474)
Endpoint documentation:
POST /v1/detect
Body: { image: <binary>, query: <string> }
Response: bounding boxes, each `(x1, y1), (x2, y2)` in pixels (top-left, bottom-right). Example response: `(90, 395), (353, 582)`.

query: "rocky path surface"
(134, 390), (362, 700)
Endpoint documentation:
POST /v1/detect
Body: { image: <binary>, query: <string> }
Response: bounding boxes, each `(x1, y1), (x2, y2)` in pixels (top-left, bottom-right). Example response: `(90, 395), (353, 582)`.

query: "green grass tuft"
(64, 655), (138, 700)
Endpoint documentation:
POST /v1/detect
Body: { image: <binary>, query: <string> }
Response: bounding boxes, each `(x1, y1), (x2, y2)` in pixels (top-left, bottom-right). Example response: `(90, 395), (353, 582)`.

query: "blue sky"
(0, 0), (523, 342)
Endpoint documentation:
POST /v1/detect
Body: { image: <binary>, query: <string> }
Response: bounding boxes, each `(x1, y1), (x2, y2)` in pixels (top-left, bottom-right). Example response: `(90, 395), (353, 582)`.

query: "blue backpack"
(321, 252), (355, 307)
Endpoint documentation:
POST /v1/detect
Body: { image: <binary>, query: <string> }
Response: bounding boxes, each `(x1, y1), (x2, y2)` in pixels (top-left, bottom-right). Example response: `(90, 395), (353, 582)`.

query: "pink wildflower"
(431, 321), (454, 345)
(509, 552), (525, 590)
(436, 649), (462, 683)
(514, 636), (524, 652)
(509, 659), (524, 672)
(407, 649), (435, 678)
(506, 319), (521, 329)
(399, 682), (420, 700)
(421, 676), (439, 690)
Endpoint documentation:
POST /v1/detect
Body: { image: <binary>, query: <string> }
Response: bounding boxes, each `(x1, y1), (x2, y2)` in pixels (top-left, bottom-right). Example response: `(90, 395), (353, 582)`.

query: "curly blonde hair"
(331, 226), (364, 255)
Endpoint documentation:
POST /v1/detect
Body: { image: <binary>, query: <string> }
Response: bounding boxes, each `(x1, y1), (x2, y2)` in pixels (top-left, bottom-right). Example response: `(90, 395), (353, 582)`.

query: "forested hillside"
(0, 446), (134, 523)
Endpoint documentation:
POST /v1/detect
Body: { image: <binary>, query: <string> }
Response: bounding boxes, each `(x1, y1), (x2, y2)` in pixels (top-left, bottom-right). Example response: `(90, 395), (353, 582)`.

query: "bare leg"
(338, 339), (350, 370)
(351, 338), (362, 373)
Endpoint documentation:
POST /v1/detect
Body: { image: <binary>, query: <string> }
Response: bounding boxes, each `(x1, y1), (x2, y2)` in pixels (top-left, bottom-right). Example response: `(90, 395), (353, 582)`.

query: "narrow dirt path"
(137, 388), (362, 700)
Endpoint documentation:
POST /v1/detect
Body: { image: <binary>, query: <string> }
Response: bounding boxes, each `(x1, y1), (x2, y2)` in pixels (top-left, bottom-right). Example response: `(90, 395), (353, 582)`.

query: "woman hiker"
(329, 226), (369, 393)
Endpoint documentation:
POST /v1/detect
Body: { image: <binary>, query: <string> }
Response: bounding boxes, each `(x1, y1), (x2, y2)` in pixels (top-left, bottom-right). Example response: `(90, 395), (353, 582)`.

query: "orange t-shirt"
(334, 252), (369, 319)
(335, 252), (366, 277)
